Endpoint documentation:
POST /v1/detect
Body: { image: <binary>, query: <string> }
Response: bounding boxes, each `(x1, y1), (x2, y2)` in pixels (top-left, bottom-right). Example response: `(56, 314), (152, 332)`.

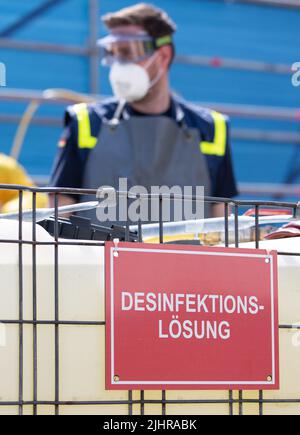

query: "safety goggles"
(98, 32), (172, 66)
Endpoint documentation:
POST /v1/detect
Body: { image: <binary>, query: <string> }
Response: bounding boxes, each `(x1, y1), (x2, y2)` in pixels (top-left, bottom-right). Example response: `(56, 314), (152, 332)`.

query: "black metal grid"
(0, 184), (300, 416)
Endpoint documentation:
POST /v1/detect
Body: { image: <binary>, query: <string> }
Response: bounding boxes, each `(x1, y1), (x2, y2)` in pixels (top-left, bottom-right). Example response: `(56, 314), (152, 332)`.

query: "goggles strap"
(155, 35), (173, 48)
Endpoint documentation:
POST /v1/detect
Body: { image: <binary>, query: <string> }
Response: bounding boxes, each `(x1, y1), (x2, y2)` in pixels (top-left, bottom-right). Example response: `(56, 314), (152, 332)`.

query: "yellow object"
(200, 111), (227, 157)
(0, 153), (48, 212)
(144, 233), (196, 244)
(73, 103), (98, 149)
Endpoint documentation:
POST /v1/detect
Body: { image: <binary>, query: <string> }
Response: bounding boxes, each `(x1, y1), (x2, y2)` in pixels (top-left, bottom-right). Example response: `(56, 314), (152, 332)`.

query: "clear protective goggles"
(97, 32), (172, 66)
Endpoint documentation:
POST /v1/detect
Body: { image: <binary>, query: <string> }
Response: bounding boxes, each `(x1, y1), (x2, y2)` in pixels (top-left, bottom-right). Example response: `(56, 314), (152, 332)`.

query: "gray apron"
(80, 99), (212, 224)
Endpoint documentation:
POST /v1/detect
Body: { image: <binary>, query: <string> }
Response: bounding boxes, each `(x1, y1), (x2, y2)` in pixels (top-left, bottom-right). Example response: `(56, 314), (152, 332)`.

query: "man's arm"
(49, 109), (84, 213)
(49, 193), (76, 208)
(212, 203), (227, 217)
(211, 118), (238, 217)
(48, 193), (76, 219)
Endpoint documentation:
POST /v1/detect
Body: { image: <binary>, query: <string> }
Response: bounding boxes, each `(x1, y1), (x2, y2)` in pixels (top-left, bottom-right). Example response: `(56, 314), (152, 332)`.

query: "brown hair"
(102, 3), (177, 39)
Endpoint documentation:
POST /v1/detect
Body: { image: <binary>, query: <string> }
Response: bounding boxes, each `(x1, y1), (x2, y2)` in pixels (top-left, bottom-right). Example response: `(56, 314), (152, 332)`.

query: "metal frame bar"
(1, 89), (299, 121)
(226, 0), (300, 10)
(2, 112), (300, 149)
(175, 54), (292, 75)
(0, 0), (66, 38)
(54, 193), (59, 415)
(26, 180), (300, 199)
(88, 0), (100, 94)
(18, 190), (23, 415)
(0, 44), (296, 78)
(32, 192), (38, 415)
(0, 38), (89, 56)
(2, 113), (300, 145)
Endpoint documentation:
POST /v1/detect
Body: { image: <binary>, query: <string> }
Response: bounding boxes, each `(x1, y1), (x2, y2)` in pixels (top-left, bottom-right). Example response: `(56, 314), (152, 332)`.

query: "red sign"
(105, 242), (279, 390)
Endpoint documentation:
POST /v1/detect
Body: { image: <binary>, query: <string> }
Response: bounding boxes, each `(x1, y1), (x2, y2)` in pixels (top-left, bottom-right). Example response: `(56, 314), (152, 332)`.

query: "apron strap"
(173, 99), (194, 140)
(109, 99), (127, 129)
(110, 97), (192, 139)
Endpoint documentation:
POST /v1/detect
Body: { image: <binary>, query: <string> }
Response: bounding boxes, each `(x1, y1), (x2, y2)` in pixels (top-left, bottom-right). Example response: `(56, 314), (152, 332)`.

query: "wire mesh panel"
(0, 185), (299, 415)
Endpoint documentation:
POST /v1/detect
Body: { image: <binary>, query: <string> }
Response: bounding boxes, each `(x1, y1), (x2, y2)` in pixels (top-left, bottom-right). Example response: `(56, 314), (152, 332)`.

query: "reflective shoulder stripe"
(200, 111), (227, 157)
(73, 103), (97, 149)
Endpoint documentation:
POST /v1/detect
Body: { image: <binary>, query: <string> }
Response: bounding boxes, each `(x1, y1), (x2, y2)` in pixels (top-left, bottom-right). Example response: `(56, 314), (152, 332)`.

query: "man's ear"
(158, 45), (173, 70)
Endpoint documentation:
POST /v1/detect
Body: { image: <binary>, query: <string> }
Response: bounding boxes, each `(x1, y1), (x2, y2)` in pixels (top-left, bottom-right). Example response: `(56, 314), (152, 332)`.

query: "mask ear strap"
(149, 67), (164, 88)
(144, 51), (159, 69)
(174, 102), (185, 125)
(109, 99), (127, 129)
(147, 52), (165, 89)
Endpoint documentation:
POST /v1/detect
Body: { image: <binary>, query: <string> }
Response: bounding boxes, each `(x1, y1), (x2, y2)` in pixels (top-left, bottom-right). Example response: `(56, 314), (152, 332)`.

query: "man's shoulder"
(175, 96), (229, 141)
(65, 97), (119, 125)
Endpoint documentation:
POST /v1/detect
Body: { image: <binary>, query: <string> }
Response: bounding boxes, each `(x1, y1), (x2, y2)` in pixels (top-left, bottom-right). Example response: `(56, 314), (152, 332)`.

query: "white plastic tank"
(0, 220), (299, 415)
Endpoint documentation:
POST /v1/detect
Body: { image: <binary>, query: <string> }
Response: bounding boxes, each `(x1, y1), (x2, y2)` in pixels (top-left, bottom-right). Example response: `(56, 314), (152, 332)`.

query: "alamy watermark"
(96, 178), (205, 223)
(0, 62), (6, 87)
(292, 62), (300, 87)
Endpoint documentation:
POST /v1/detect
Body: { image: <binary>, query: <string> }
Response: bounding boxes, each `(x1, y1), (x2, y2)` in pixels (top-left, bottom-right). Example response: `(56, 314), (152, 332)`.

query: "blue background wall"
(0, 0), (300, 196)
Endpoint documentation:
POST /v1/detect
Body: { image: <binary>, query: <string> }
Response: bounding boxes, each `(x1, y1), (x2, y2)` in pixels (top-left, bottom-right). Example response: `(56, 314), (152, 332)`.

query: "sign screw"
(267, 375), (272, 382)
(265, 258), (270, 264)
(114, 375), (120, 382)
(113, 239), (119, 257)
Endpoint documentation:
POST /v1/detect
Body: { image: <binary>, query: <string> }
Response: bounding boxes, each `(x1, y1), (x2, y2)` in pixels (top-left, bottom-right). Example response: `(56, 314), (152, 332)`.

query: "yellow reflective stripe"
(73, 103), (97, 149)
(200, 111), (227, 156)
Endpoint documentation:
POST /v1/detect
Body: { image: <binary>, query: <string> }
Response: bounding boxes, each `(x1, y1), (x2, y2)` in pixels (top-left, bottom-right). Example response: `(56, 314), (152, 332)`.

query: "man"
(50, 3), (237, 222)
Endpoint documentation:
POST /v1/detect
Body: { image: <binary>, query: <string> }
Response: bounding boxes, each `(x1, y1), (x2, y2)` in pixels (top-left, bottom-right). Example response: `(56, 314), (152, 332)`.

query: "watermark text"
(0, 62), (6, 87)
(292, 62), (300, 87)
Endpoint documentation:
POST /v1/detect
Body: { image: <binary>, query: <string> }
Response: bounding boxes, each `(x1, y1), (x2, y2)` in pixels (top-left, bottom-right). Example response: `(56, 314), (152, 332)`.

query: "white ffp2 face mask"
(109, 53), (162, 103)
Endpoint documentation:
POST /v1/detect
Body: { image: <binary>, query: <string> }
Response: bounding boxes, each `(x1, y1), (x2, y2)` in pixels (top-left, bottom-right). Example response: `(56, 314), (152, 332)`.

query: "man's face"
(108, 25), (149, 63)
(107, 25), (170, 82)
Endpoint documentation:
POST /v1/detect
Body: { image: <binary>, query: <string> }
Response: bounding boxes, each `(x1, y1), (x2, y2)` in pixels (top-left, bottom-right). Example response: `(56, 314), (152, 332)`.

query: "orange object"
(244, 208), (292, 217)
(265, 221), (300, 240)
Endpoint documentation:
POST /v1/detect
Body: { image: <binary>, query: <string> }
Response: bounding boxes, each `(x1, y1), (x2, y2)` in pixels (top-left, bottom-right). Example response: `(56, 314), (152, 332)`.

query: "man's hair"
(102, 3), (176, 66)
(102, 3), (176, 38)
